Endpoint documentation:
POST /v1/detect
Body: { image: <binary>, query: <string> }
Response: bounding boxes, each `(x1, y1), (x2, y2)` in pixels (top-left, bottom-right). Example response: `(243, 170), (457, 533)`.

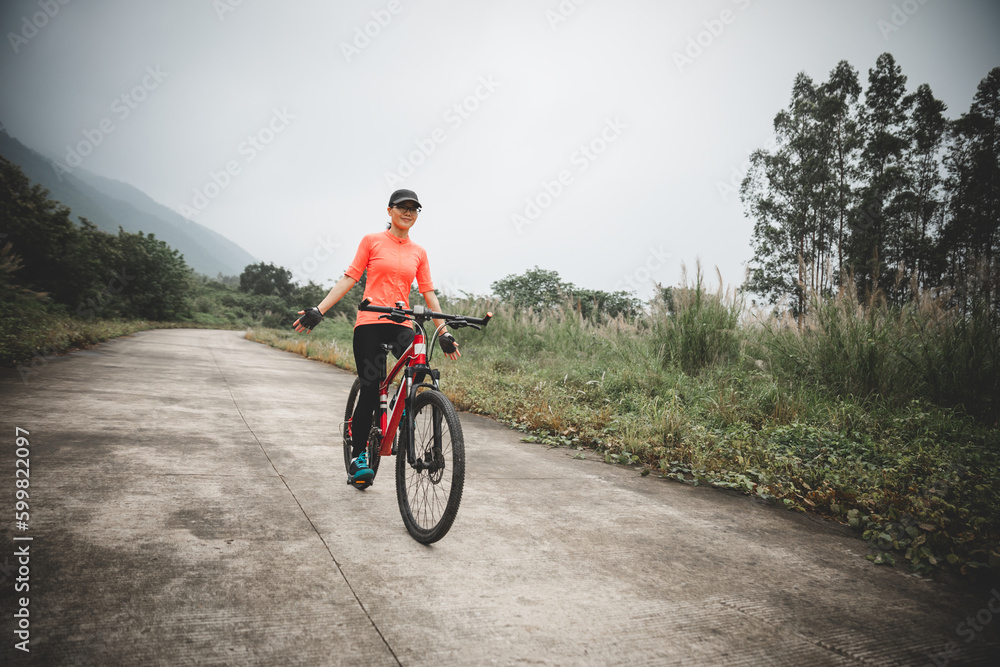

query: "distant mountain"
(0, 129), (256, 277)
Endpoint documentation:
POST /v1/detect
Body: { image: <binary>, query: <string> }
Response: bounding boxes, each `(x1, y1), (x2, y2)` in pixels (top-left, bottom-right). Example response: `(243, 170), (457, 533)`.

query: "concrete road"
(1, 329), (998, 666)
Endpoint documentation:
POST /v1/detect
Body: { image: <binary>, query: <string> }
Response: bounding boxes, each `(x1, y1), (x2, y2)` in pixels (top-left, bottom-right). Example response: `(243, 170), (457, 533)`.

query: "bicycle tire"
(343, 377), (381, 479)
(395, 389), (465, 543)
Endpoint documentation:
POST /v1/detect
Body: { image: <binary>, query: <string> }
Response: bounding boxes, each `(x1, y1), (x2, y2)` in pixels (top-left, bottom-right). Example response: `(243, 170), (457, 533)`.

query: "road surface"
(1, 329), (997, 666)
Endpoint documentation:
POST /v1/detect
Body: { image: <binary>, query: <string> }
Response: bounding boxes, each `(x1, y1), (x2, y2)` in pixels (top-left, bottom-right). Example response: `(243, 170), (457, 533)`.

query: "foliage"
(570, 288), (643, 319)
(0, 241), (53, 365)
(942, 67), (1000, 313)
(491, 266), (567, 310)
(115, 230), (192, 320)
(0, 155), (83, 305)
(0, 157), (194, 322)
(183, 271), (365, 330)
(490, 265), (641, 319)
(742, 55), (999, 316)
(735, 54), (999, 574)
(757, 281), (999, 424)
(239, 261), (295, 298)
(651, 264), (742, 374)
(322, 271), (367, 319)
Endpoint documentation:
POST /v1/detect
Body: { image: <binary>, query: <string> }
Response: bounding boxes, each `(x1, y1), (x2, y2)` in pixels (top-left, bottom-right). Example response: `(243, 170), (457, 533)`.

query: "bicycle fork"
(404, 375), (446, 473)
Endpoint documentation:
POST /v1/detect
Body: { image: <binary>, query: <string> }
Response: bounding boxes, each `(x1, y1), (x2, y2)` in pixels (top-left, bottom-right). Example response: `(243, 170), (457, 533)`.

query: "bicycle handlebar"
(358, 298), (492, 327)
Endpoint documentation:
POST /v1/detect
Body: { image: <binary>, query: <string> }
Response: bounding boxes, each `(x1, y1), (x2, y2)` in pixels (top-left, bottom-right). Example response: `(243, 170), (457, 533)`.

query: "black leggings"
(351, 323), (414, 457)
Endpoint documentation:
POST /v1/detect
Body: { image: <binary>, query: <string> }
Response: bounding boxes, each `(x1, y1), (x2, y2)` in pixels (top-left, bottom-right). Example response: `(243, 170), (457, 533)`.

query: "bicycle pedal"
(348, 477), (372, 490)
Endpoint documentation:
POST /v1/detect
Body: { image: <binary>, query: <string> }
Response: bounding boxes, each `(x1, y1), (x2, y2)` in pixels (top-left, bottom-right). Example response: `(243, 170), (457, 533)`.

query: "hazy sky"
(1, 0), (998, 299)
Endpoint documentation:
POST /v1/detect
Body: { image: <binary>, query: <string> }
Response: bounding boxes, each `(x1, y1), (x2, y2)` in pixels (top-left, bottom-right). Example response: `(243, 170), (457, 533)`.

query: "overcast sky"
(1, 0), (998, 299)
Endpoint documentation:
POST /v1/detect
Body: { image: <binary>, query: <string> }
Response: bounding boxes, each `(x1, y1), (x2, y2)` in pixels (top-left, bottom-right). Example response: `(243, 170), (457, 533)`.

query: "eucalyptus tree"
(818, 60), (863, 287)
(743, 54), (996, 315)
(899, 83), (948, 294)
(942, 67), (1000, 311)
(742, 67), (855, 316)
(849, 53), (912, 303)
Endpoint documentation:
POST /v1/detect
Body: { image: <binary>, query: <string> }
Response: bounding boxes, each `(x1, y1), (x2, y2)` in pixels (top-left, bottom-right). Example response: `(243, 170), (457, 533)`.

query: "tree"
(0, 156), (83, 305)
(490, 266), (640, 318)
(741, 54), (989, 314)
(569, 288), (642, 319)
(849, 53), (911, 302)
(819, 60), (863, 283)
(0, 157), (196, 321)
(239, 262), (294, 298)
(899, 83), (948, 293)
(941, 67), (1000, 312)
(491, 266), (571, 311)
(114, 230), (192, 321)
(743, 67), (853, 315)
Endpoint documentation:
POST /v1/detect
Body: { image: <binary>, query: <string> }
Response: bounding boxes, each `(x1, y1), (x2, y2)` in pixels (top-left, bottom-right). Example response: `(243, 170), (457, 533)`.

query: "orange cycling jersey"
(345, 230), (434, 328)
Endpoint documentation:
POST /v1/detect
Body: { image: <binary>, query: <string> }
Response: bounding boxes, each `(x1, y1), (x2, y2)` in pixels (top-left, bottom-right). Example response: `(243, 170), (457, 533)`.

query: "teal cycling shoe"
(348, 452), (374, 489)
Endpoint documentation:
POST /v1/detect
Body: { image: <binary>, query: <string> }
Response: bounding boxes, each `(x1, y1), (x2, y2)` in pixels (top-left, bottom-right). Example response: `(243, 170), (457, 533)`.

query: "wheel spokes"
(406, 405), (454, 530)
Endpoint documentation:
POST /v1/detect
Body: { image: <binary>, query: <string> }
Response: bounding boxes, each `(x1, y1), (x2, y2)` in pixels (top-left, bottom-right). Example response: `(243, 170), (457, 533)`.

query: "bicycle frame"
(354, 298), (491, 467)
(376, 321), (440, 460)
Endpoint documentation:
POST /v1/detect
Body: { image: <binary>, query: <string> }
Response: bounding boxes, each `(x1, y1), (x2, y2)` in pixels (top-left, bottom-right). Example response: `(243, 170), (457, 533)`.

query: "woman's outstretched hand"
(293, 307), (323, 333)
(439, 332), (460, 361)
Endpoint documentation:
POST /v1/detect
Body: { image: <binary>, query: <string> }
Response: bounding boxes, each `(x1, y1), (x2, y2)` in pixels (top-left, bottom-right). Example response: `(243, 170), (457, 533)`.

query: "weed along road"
(1, 329), (998, 666)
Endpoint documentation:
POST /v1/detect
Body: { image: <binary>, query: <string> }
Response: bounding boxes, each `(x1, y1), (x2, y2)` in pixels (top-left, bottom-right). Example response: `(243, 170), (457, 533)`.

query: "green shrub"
(757, 282), (1000, 424)
(651, 265), (743, 374)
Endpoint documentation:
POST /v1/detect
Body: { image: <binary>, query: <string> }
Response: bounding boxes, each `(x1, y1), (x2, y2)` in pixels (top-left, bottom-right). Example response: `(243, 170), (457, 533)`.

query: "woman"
(292, 189), (459, 488)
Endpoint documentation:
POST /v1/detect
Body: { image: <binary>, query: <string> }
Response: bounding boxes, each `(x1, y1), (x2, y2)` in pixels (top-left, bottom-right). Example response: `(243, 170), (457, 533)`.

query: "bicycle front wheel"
(396, 389), (465, 543)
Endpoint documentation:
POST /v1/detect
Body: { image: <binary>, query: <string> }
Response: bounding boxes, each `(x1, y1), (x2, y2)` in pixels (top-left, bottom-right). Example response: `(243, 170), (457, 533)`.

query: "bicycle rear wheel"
(396, 389), (465, 543)
(343, 377), (381, 479)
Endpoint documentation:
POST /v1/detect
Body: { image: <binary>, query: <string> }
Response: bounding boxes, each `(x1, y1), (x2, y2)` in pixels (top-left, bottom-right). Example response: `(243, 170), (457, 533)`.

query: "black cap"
(388, 189), (421, 208)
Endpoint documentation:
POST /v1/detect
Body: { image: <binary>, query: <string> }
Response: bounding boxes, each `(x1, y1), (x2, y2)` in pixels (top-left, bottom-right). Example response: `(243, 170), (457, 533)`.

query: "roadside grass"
(247, 282), (999, 580)
(0, 307), (242, 368)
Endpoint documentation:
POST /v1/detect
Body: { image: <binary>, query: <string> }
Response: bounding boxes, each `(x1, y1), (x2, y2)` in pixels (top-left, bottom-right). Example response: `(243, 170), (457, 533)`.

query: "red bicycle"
(344, 298), (492, 543)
